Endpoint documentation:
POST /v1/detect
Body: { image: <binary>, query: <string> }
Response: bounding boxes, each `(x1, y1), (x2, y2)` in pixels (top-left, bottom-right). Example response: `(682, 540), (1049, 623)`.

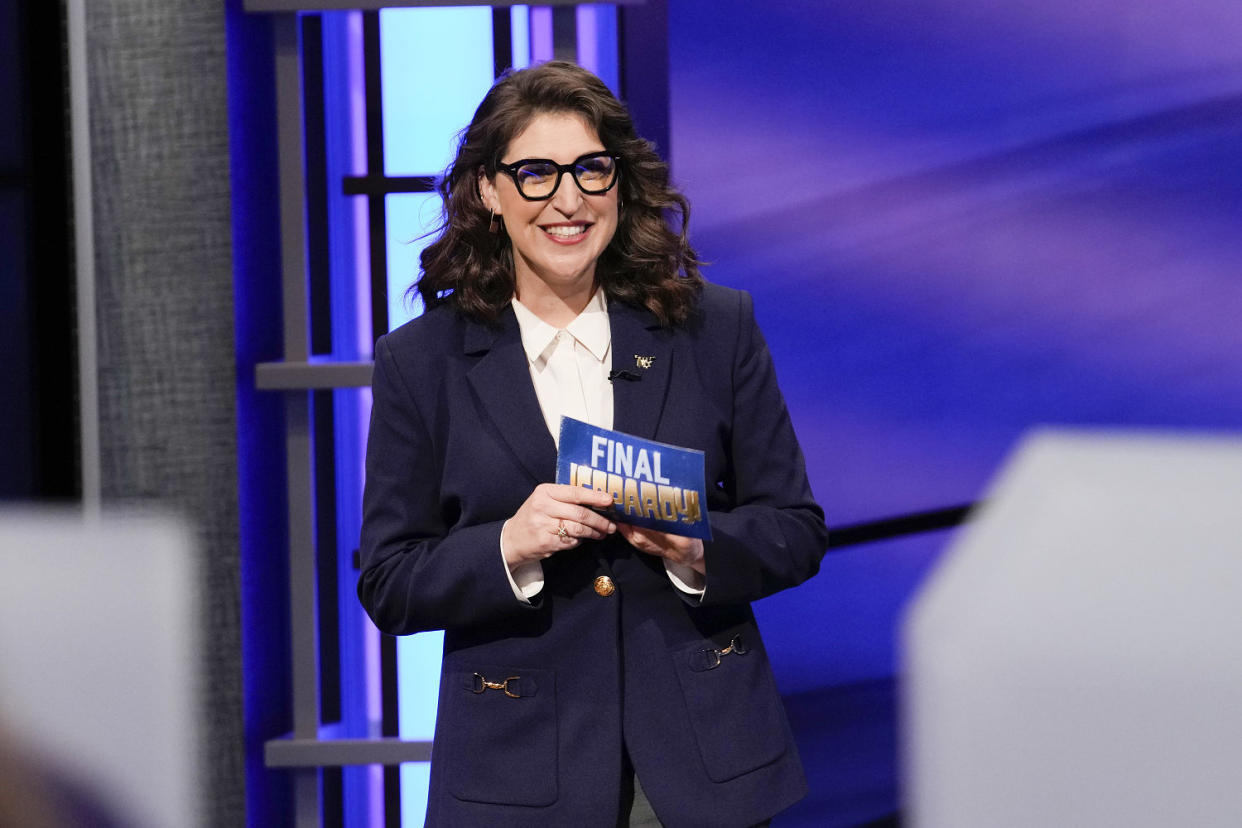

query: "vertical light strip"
(322, 10), (381, 825)
(383, 194), (431, 330)
(530, 6), (554, 62)
(66, 0), (100, 518)
(578, 4), (620, 94)
(380, 8), (494, 176)
(341, 11), (384, 825)
(377, 8), (495, 826)
(346, 11), (371, 360)
(510, 6), (532, 69)
(576, 5), (598, 73)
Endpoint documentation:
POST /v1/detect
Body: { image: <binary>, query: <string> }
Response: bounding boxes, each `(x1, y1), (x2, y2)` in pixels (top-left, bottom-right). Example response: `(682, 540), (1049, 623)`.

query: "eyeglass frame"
(493, 151), (621, 201)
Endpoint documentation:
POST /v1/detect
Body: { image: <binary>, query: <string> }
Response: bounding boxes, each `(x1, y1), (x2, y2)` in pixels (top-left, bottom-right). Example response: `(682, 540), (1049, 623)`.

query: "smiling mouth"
(541, 223), (590, 240)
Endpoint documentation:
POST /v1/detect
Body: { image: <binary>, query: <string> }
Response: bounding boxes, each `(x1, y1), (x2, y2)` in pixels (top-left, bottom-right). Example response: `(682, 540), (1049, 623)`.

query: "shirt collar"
(511, 289), (611, 364)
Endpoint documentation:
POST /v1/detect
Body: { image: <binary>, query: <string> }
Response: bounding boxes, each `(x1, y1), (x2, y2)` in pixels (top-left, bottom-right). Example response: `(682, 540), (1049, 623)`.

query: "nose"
(549, 173), (584, 216)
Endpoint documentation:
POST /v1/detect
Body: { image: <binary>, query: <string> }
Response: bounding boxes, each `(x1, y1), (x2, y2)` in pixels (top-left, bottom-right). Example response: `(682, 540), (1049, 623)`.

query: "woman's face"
(479, 111), (620, 302)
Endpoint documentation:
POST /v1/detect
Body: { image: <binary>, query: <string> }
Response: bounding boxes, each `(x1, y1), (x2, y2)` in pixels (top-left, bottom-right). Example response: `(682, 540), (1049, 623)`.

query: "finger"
(550, 519), (580, 546)
(553, 515), (610, 543)
(624, 524), (687, 551)
(616, 523), (655, 552)
(542, 483), (617, 509)
(571, 519), (610, 541)
(576, 503), (617, 535)
(618, 523), (654, 542)
(546, 502), (616, 536)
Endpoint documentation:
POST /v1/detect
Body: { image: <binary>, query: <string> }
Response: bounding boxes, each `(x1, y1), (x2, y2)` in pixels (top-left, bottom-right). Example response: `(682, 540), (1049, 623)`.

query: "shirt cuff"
(500, 520), (545, 602)
(664, 559), (706, 598)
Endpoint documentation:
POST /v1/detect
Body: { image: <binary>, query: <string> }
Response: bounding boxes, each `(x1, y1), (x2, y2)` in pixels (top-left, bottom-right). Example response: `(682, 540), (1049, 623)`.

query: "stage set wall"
(7, 1), (1239, 827)
(73, 1), (248, 826)
(667, 2), (1242, 823)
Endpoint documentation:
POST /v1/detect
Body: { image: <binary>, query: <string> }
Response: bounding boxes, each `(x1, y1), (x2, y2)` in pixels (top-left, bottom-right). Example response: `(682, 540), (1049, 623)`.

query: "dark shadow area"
(777, 678), (902, 828)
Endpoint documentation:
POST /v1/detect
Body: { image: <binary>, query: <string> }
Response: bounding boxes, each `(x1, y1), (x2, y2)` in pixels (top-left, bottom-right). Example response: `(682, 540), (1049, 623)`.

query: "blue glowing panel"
(397, 630), (442, 826)
(758, 531), (957, 827)
(669, 2), (1242, 822)
(320, 11), (381, 824)
(576, 5), (619, 95)
(669, 0), (1242, 526)
(756, 530), (956, 693)
(510, 6), (531, 70)
(384, 193), (435, 329)
(380, 7), (495, 177)
(396, 631), (443, 740)
(378, 9), (496, 825)
(530, 6), (553, 63)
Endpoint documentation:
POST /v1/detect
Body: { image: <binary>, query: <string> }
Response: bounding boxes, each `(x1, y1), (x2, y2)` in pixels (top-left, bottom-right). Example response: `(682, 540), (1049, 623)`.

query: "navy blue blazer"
(359, 282), (829, 827)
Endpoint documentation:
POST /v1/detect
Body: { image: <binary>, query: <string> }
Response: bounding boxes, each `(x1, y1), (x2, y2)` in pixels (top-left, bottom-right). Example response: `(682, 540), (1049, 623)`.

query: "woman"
(359, 61), (828, 827)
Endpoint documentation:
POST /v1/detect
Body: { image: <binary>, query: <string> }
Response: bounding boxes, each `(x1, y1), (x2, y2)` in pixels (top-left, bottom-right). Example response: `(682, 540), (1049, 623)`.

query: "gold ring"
(557, 521), (569, 539)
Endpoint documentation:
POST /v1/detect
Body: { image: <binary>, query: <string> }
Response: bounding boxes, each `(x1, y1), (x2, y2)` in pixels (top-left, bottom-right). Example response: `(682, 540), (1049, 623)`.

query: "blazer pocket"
(672, 629), (789, 782)
(441, 666), (558, 807)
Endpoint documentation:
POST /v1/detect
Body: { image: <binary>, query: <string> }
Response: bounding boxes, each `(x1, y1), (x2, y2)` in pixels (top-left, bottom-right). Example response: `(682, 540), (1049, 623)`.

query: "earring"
(488, 208), (501, 234)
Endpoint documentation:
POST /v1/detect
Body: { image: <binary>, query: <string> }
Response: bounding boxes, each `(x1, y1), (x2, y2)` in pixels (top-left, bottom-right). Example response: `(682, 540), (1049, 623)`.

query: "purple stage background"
(667, 1), (1242, 822)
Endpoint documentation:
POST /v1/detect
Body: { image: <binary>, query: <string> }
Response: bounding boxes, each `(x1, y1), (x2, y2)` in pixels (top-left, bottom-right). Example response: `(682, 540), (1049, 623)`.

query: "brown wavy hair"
(414, 61), (703, 327)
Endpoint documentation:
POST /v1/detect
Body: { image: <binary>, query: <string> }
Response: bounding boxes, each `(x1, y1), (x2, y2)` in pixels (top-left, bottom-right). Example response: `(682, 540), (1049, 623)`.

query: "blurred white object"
(904, 429), (1242, 828)
(0, 509), (200, 828)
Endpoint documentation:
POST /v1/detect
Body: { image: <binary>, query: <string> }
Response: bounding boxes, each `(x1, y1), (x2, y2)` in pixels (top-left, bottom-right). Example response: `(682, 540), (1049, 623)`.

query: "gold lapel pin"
(634, 355), (655, 369)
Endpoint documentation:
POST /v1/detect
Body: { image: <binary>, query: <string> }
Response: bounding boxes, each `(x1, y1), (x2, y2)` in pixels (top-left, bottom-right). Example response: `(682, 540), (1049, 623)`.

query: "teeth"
(544, 225), (586, 238)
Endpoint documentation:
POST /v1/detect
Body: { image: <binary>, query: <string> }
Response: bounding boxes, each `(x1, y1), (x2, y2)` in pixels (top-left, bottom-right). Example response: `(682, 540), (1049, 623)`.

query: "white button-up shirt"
(512, 289), (614, 442)
(503, 290), (704, 600)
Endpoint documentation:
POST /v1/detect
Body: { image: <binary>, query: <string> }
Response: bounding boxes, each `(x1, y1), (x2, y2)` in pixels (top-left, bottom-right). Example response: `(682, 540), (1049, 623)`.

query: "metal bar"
(256, 360), (374, 390)
(247, 0), (645, 11)
(362, 11), (390, 345)
(294, 770), (320, 828)
(274, 12), (322, 752)
(491, 7), (512, 78)
(66, 0), (101, 517)
(342, 174), (436, 196)
(827, 503), (978, 550)
(275, 16), (323, 827)
(266, 737), (434, 767)
(285, 392), (321, 742)
(276, 14), (311, 363)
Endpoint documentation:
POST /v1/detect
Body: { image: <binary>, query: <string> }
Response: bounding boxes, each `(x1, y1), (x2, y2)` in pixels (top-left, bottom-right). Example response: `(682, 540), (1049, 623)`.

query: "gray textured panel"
(85, 2), (243, 825)
(265, 737), (434, 767)
(255, 359), (374, 389)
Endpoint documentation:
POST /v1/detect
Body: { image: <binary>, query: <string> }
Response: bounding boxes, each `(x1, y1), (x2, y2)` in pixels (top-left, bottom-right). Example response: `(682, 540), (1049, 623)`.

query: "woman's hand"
(617, 524), (706, 576)
(502, 484), (618, 567)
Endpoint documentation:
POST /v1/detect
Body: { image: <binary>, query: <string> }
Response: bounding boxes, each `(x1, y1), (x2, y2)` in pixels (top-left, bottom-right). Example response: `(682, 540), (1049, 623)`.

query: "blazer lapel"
(608, 299), (674, 439)
(465, 307), (557, 484)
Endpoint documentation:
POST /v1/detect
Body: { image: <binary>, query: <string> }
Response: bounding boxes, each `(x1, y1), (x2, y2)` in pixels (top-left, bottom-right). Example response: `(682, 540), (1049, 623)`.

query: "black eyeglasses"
(495, 152), (619, 201)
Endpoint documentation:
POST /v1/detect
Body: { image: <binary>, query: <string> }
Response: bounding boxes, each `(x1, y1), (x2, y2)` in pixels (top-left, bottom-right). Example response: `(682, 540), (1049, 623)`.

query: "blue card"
(555, 417), (712, 540)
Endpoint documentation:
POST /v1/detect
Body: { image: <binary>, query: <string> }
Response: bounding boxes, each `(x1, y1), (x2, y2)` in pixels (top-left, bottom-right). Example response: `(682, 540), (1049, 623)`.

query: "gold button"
(593, 575), (616, 597)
